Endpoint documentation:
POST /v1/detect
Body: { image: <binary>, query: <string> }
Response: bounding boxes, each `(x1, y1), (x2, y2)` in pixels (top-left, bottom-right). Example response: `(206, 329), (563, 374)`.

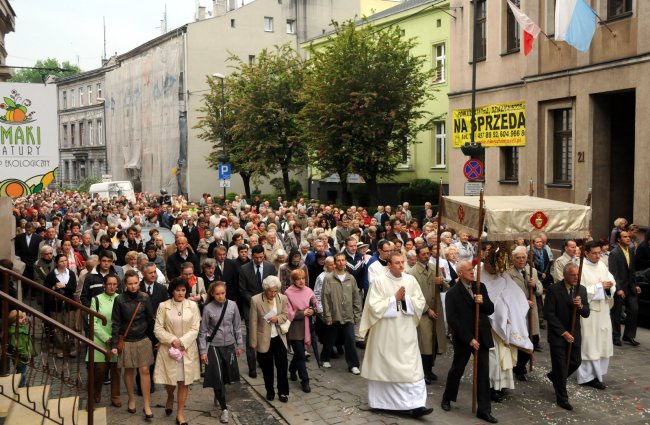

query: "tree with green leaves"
(300, 20), (438, 205)
(226, 44), (307, 199)
(9, 58), (81, 83)
(195, 76), (257, 197)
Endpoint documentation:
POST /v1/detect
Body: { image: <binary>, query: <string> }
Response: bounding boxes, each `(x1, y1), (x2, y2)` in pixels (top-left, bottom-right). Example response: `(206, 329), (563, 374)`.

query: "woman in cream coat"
(250, 276), (290, 402)
(154, 278), (201, 425)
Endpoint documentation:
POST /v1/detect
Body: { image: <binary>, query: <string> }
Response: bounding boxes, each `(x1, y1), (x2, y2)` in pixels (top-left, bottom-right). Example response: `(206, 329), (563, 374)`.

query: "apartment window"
(608, 0), (632, 19)
(97, 83), (102, 99)
(264, 17), (274, 32)
(231, 19), (235, 28)
(506, 0), (521, 53)
(88, 121), (93, 145)
(474, 0), (487, 61)
(62, 124), (68, 146)
(434, 121), (447, 167)
(552, 108), (573, 184)
(62, 92), (67, 109)
(88, 85), (92, 104)
(248, 55), (256, 64)
(71, 123), (76, 146)
(79, 122), (84, 146)
(501, 147), (519, 181)
(286, 19), (295, 34)
(71, 90), (75, 107)
(546, 0), (556, 36)
(79, 87), (84, 106)
(433, 43), (446, 83)
(437, 19), (442, 28)
(97, 119), (103, 145)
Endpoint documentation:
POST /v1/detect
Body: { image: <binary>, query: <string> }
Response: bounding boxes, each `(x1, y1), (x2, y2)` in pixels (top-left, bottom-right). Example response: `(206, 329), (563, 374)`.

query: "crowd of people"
(8, 190), (650, 423)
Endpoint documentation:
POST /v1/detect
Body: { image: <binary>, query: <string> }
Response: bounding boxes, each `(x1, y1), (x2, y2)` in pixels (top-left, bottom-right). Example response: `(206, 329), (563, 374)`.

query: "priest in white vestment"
(577, 241), (616, 389)
(359, 252), (432, 418)
(480, 255), (533, 400)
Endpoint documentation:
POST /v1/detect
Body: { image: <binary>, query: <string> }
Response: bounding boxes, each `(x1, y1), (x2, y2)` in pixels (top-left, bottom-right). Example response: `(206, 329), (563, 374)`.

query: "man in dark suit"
(441, 261), (497, 424)
(544, 263), (590, 411)
(15, 222), (42, 283)
(166, 236), (200, 280)
(183, 217), (201, 252)
(609, 230), (640, 346)
(214, 245), (240, 304)
(136, 262), (169, 395)
(239, 244), (277, 378)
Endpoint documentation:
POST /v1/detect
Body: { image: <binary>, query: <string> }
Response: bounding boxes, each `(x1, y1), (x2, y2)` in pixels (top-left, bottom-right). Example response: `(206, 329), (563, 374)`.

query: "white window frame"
(62, 92), (67, 109)
(433, 121), (447, 168)
(71, 90), (76, 108)
(88, 120), (93, 145)
(97, 83), (102, 99)
(79, 87), (84, 107)
(433, 43), (446, 83)
(286, 19), (295, 34)
(97, 119), (103, 145)
(88, 85), (92, 104)
(264, 16), (274, 32)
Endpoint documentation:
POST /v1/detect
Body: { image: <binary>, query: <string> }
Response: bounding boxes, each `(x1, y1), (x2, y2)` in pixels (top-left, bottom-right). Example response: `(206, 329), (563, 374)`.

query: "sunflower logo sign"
(0, 82), (58, 197)
(0, 89), (35, 124)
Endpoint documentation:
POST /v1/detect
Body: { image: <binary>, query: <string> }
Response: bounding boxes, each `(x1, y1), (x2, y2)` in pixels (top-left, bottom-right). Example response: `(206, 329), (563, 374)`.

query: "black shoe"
(613, 340), (622, 346)
(249, 371), (258, 379)
(534, 346), (543, 352)
(266, 393), (275, 401)
(623, 337), (640, 346)
(557, 400), (573, 410)
(440, 399), (451, 411)
(411, 406), (433, 418)
(490, 389), (505, 403)
(425, 372), (438, 381)
(144, 409), (154, 422)
(587, 379), (606, 390)
(477, 411), (499, 423)
(175, 418), (188, 425)
(279, 395), (288, 403)
(301, 382), (311, 393)
(514, 373), (527, 382)
(290, 372), (297, 381)
(424, 377), (432, 385)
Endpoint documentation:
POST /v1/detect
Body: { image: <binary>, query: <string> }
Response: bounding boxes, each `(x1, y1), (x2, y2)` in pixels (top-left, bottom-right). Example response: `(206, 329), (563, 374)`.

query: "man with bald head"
(166, 236), (199, 280)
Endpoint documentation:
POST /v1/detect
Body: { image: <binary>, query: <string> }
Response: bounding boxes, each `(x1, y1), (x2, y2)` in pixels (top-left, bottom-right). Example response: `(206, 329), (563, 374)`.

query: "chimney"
(198, 6), (206, 20)
(213, 0), (226, 16)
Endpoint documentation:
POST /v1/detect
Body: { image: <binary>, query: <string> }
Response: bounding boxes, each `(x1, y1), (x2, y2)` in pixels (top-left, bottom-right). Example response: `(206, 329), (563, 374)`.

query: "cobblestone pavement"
(9, 324), (650, 425)
(240, 326), (650, 425)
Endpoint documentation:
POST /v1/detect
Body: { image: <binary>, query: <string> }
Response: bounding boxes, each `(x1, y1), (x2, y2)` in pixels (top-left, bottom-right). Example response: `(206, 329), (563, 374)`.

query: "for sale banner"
(0, 82), (58, 197)
(452, 101), (526, 148)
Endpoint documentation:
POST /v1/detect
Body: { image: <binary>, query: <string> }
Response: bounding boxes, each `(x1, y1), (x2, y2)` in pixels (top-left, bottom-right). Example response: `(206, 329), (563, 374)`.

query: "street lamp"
(212, 72), (227, 202)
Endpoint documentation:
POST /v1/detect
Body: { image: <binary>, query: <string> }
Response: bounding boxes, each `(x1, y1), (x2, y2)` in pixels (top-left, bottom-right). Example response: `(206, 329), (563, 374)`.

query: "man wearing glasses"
(367, 240), (394, 289)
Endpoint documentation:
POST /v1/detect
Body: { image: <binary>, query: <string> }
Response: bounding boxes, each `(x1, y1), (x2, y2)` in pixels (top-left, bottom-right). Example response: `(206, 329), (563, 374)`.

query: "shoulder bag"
(117, 301), (141, 354)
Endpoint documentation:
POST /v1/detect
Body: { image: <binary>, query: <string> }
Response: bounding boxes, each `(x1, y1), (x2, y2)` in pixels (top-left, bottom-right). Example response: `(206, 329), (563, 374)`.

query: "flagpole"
(594, 13), (616, 36)
(539, 30), (561, 49)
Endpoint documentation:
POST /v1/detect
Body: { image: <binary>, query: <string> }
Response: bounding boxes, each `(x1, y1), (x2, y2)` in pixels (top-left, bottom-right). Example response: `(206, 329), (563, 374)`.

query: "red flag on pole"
(507, 0), (542, 56)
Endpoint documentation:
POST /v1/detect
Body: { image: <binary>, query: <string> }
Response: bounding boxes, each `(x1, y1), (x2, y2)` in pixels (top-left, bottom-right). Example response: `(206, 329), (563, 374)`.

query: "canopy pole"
(472, 189), (485, 414)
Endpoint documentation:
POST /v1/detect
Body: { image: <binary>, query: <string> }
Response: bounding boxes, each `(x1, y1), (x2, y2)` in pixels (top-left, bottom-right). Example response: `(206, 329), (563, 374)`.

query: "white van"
(88, 181), (136, 203)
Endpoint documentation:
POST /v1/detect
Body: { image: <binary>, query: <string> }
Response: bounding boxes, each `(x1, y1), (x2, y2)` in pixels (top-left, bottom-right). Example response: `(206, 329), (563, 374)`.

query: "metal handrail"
(0, 267), (106, 425)
(0, 266), (107, 324)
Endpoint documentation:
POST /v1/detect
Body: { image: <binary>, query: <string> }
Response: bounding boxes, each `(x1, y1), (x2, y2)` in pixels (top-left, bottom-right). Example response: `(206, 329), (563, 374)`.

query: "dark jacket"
(43, 269), (77, 313)
(543, 281), (590, 346)
(139, 280), (169, 343)
(111, 291), (154, 347)
(15, 233), (42, 267)
(183, 225), (201, 252)
(445, 280), (494, 348)
(166, 250), (200, 280)
(609, 245), (637, 296)
(80, 265), (125, 307)
(116, 238), (144, 266)
(238, 260), (277, 319)
(343, 249), (365, 291)
(215, 258), (240, 302)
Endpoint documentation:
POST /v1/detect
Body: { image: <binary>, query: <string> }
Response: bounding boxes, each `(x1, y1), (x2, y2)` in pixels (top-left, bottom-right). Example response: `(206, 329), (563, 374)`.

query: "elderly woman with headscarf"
(278, 248), (309, 293)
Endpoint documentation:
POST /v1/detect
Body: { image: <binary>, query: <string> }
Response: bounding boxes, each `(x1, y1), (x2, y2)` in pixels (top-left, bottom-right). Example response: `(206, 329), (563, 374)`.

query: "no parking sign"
(463, 159), (484, 182)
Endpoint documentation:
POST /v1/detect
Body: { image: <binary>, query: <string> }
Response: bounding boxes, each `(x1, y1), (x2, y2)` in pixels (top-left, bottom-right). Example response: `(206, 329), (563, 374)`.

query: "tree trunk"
(338, 171), (350, 206)
(282, 169), (291, 200)
(240, 171), (252, 198)
(366, 176), (378, 207)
